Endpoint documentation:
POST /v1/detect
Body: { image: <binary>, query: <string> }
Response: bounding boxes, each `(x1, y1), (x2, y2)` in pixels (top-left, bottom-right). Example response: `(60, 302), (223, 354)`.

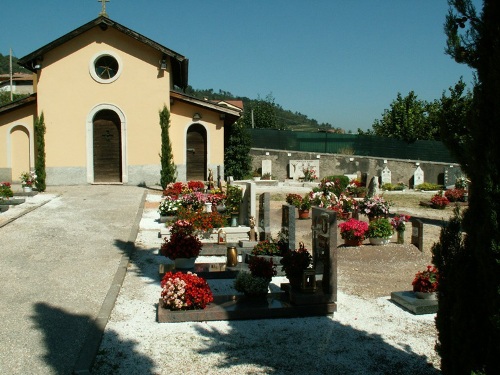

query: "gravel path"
(93, 191), (442, 375)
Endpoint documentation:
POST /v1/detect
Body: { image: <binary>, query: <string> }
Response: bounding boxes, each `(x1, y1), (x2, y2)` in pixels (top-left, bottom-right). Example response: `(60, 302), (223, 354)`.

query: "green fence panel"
(249, 129), (457, 163)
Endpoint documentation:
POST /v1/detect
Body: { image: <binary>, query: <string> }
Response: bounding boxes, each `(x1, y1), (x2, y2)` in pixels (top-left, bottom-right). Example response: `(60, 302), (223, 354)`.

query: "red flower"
(412, 265), (439, 293)
(161, 271), (213, 310)
(248, 256), (277, 280)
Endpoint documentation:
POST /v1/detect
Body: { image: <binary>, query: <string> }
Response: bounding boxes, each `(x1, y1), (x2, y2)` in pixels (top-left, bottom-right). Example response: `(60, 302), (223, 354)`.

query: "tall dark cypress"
(34, 112), (46, 192)
(159, 105), (176, 188)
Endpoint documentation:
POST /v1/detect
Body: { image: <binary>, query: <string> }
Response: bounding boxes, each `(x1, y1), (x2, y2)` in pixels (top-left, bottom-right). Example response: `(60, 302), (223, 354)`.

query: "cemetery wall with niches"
(250, 148), (463, 187)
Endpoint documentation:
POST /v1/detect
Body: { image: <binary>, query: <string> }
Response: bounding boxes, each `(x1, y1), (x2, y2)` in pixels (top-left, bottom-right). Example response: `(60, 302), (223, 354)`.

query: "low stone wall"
(250, 148), (463, 187)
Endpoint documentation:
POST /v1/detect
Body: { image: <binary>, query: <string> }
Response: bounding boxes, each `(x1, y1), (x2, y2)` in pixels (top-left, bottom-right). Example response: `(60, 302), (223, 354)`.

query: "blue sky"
(1, 1), (478, 132)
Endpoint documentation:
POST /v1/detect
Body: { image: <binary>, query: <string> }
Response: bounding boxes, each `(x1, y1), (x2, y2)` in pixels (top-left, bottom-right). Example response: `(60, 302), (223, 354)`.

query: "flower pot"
(174, 257), (196, 270)
(230, 212), (239, 227)
(344, 238), (364, 247)
(369, 237), (391, 246)
(298, 209), (310, 219)
(414, 291), (437, 300)
(23, 186), (33, 193)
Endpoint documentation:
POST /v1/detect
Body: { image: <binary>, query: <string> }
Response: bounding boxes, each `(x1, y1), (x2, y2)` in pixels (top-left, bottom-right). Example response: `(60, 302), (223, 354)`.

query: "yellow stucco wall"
(170, 101), (225, 166)
(36, 27), (170, 168)
(0, 103), (36, 181)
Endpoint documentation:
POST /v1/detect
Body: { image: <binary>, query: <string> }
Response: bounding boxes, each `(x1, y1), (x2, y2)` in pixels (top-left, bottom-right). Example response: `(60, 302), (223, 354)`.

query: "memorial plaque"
(289, 160), (320, 180)
(381, 166), (392, 185)
(414, 166), (424, 187)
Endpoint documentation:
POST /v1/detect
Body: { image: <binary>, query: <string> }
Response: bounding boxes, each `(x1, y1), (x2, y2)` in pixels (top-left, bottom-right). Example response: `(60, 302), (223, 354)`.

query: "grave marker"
(414, 166), (424, 187)
(411, 219), (424, 251)
(258, 192), (271, 240)
(288, 160), (320, 180)
(261, 160), (272, 177)
(381, 166), (392, 185)
(281, 204), (296, 251)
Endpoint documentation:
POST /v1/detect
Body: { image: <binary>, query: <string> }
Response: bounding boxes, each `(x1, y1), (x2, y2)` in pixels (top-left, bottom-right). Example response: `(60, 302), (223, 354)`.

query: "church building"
(0, 15), (242, 185)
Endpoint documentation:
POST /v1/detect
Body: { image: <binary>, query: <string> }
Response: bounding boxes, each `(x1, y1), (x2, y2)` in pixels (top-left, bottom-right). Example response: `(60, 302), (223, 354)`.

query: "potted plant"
(285, 193), (303, 208)
(298, 195), (312, 219)
(160, 220), (202, 269)
(358, 196), (391, 220)
(261, 172), (272, 180)
(332, 194), (357, 220)
(430, 192), (449, 209)
(0, 182), (13, 200)
(412, 265), (439, 299)
(234, 256), (277, 297)
(252, 169), (261, 181)
(226, 184), (242, 226)
(338, 218), (368, 246)
(366, 217), (393, 245)
(158, 196), (181, 222)
(280, 242), (313, 290)
(176, 207), (225, 235)
(160, 271), (213, 310)
(20, 171), (37, 192)
(391, 214), (411, 244)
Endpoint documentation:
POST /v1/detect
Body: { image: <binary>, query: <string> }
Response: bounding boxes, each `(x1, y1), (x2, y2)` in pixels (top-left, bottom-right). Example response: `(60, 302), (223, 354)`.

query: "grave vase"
(174, 257), (196, 270)
(23, 186), (32, 193)
(415, 291), (437, 300)
(369, 237), (390, 246)
(397, 230), (405, 244)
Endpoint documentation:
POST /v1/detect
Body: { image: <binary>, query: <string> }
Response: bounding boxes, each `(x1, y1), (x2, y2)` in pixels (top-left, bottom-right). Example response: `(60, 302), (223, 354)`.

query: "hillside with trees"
(0, 53), (30, 74)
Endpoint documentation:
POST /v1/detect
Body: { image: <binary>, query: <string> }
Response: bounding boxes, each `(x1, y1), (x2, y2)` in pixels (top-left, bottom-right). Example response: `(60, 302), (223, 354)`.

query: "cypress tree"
(224, 121), (251, 180)
(34, 112), (46, 192)
(159, 105), (176, 188)
(434, 1), (500, 373)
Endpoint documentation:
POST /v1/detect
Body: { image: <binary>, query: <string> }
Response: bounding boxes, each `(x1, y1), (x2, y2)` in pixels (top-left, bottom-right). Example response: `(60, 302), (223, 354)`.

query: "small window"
(89, 51), (123, 83)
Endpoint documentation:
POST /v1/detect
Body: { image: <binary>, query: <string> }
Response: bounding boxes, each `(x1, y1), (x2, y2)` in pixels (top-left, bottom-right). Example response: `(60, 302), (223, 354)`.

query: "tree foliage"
(34, 112), (46, 192)
(434, 1), (500, 373)
(159, 105), (176, 188)
(224, 121), (252, 180)
(0, 53), (30, 74)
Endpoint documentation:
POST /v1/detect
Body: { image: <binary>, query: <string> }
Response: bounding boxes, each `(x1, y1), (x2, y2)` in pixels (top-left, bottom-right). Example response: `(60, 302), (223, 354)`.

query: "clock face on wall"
(94, 55), (119, 80)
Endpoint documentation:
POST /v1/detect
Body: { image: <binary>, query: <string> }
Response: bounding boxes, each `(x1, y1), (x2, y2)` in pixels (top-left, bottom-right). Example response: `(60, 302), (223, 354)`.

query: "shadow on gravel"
(31, 302), (155, 374)
(193, 316), (440, 374)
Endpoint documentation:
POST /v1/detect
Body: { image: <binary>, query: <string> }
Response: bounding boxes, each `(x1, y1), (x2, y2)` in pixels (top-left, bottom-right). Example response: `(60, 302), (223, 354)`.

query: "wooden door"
(186, 124), (206, 181)
(93, 110), (122, 182)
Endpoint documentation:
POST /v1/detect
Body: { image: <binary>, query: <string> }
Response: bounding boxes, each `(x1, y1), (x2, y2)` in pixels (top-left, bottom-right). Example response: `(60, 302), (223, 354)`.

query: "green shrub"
(415, 182), (444, 191)
(366, 218), (393, 238)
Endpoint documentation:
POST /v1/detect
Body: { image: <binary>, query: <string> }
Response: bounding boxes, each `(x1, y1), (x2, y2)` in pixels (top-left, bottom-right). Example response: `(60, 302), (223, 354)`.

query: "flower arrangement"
(346, 178), (363, 195)
(0, 182), (13, 199)
(234, 256), (277, 295)
(358, 196), (391, 218)
(160, 220), (202, 260)
(180, 191), (206, 210)
(412, 265), (439, 293)
(161, 271), (213, 310)
(302, 167), (317, 182)
(20, 171), (37, 187)
(206, 189), (226, 206)
(331, 194), (357, 216)
(444, 188), (466, 202)
(176, 207), (225, 232)
(338, 218), (368, 241)
(366, 218), (393, 239)
(252, 240), (281, 256)
(454, 176), (468, 190)
(299, 195), (312, 211)
(187, 180), (206, 192)
(280, 242), (312, 287)
(286, 193), (303, 208)
(163, 182), (185, 197)
(430, 193), (449, 209)
(318, 176), (349, 196)
(391, 214), (411, 232)
(309, 190), (337, 209)
(158, 196), (181, 216)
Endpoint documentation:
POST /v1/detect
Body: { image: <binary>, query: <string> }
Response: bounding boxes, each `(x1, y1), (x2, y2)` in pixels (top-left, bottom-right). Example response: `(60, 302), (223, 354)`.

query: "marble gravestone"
(381, 166), (391, 185)
(261, 160), (272, 178)
(288, 160), (320, 180)
(414, 166), (424, 187)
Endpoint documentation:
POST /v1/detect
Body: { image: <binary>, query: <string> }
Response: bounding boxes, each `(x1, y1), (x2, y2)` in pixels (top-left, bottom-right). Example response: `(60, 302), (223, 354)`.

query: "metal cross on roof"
(98, 0), (110, 17)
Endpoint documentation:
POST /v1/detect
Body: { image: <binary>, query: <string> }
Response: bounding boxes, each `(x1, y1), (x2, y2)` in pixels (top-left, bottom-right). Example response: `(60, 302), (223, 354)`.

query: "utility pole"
(9, 48), (13, 102)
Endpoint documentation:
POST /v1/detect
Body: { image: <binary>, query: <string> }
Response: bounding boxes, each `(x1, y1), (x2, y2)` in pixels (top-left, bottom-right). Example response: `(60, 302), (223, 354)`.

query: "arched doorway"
(186, 124), (207, 181)
(93, 109), (122, 182)
(10, 125), (31, 182)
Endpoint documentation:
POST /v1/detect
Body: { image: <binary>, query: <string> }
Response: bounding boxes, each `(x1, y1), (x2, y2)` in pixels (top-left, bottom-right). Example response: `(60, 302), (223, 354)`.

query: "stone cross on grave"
(98, 0), (110, 17)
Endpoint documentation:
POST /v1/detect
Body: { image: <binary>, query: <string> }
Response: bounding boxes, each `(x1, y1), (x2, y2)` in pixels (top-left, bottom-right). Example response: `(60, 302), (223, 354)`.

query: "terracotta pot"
(298, 209), (310, 219)
(344, 238), (363, 247)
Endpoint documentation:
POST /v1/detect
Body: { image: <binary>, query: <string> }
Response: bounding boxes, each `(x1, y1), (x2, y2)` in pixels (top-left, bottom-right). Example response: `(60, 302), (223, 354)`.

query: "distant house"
(0, 73), (34, 95)
(0, 16), (241, 185)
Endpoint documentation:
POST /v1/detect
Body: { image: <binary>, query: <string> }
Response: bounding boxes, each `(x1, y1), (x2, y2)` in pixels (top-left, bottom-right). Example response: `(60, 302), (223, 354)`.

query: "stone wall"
(250, 148), (463, 187)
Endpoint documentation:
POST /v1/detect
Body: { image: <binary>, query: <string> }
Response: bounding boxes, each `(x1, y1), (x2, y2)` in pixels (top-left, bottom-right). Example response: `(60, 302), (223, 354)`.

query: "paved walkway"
(0, 185), (145, 375)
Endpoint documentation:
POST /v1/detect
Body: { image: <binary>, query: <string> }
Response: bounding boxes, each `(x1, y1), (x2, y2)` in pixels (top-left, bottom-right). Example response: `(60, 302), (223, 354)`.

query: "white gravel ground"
(92, 194), (441, 375)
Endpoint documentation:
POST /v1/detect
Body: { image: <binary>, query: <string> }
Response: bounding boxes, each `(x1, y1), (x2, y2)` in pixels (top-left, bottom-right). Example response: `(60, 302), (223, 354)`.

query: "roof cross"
(98, 0), (110, 17)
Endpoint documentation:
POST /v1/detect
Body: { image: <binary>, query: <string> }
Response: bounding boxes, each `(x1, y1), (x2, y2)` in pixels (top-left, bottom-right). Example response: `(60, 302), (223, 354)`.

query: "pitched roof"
(170, 91), (242, 125)
(17, 16), (188, 89)
(0, 93), (37, 115)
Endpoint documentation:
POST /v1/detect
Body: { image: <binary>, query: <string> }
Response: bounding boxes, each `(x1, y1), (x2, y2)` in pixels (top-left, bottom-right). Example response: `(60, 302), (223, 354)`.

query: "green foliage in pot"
(226, 185), (242, 213)
(366, 218), (394, 238)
